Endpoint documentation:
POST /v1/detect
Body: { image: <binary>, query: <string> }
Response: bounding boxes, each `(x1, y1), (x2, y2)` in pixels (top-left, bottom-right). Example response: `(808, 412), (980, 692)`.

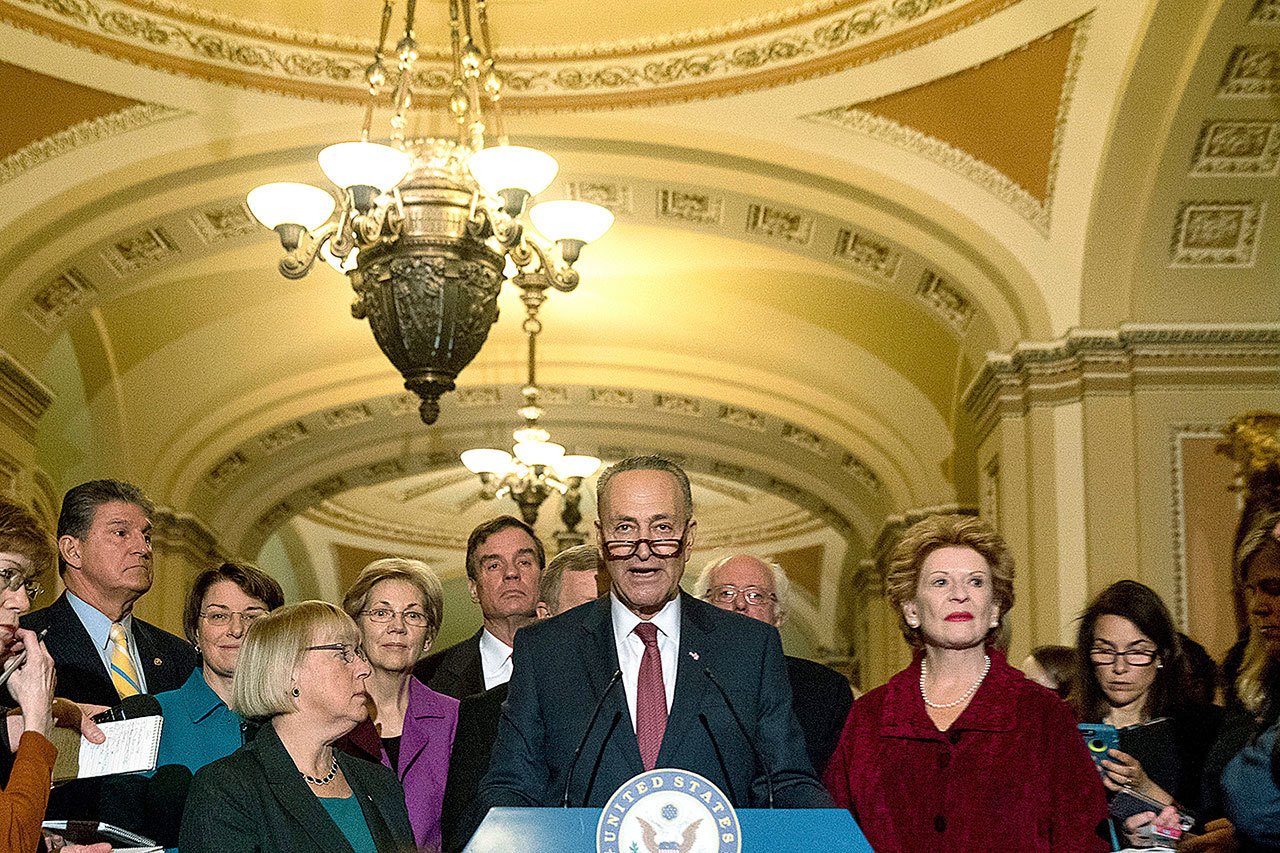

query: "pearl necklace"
(920, 654), (991, 709)
(302, 755), (339, 786)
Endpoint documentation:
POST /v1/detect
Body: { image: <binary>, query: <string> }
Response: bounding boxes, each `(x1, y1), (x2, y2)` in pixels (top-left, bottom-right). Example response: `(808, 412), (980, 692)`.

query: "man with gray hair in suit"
(696, 553), (853, 776)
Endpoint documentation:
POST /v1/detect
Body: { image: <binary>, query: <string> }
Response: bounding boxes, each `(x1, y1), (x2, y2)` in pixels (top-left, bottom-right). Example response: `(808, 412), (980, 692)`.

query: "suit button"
(937, 751), (950, 769)
(934, 815), (946, 833)
(948, 731), (961, 744)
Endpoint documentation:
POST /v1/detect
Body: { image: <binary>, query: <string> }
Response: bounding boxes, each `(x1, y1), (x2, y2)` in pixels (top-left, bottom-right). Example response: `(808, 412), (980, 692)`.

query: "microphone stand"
(561, 670), (623, 807)
(704, 667), (775, 808)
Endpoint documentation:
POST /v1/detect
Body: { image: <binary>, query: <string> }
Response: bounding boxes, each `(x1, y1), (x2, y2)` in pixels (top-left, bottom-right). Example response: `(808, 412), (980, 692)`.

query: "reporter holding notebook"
(180, 601), (413, 853)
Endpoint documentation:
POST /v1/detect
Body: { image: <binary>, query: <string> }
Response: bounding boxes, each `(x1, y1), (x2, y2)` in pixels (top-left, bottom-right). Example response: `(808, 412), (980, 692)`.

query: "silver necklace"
(920, 654), (991, 709)
(302, 754), (339, 786)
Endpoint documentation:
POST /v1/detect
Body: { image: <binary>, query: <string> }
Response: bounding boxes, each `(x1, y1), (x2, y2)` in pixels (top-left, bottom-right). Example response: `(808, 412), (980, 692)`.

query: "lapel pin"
(154, 657), (163, 666)
(689, 651), (699, 661)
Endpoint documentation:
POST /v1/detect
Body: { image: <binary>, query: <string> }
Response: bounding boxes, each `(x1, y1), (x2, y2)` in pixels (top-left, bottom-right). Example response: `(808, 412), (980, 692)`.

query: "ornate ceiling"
(0, 0), (1275, 648)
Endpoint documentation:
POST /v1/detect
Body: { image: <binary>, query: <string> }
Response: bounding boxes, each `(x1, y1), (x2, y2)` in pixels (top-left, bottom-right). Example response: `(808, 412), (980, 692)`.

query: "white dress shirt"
(610, 595), (680, 733)
(478, 628), (514, 690)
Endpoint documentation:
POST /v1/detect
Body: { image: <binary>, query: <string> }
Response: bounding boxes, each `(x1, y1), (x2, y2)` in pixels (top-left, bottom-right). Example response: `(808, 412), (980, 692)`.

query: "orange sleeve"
(0, 731), (56, 853)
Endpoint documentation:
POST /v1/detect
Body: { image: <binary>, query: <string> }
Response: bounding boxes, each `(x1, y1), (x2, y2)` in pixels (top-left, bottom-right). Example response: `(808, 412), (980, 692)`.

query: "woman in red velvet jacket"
(824, 514), (1109, 852)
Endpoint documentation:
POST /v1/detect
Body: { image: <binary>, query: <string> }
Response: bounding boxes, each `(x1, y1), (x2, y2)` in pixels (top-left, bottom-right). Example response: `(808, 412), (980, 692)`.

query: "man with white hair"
(697, 553), (853, 776)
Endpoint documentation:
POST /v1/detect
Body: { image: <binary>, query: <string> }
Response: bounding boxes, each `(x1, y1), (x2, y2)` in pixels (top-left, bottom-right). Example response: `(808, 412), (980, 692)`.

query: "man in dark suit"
(22, 479), (196, 821)
(480, 456), (830, 814)
(696, 553), (854, 776)
(413, 515), (543, 699)
(23, 479), (195, 707)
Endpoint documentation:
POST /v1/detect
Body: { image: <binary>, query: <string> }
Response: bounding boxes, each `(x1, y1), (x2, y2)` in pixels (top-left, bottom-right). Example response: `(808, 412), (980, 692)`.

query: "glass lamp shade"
(530, 200), (615, 243)
(556, 454), (602, 479)
(461, 448), (514, 475)
(246, 183), (336, 230)
(467, 146), (558, 197)
(513, 440), (565, 467)
(318, 141), (412, 191)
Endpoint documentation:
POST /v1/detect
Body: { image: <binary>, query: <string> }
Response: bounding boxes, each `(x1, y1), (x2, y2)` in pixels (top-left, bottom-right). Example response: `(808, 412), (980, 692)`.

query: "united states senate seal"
(596, 768), (741, 853)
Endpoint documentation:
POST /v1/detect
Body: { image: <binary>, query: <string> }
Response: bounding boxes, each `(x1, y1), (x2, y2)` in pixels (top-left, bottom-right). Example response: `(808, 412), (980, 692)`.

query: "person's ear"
(467, 578), (479, 604)
(902, 604), (920, 629)
(535, 601), (551, 620)
(682, 519), (697, 564)
(58, 536), (83, 571)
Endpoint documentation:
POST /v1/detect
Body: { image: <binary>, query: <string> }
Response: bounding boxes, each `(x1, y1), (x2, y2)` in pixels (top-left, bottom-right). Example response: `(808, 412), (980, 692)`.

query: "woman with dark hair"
(1021, 644), (1077, 699)
(1071, 580), (1221, 841)
(824, 514), (1107, 852)
(154, 561), (286, 772)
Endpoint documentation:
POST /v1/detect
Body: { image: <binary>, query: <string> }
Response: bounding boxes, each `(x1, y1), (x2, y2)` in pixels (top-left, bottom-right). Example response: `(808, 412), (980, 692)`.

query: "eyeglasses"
(306, 643), (368, 664)
(708, 585), (777, 607)
(200, 608), (267, 627)
(602, 531), (687, 561)
(1089, 648), (1157, 667)
(0, 568), (43, 600)
(360, 607), (429, 627)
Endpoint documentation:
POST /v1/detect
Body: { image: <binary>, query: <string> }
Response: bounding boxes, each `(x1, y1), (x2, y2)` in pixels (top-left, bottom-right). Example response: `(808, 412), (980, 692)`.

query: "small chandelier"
(461, 284), (600, 532)
(244, 0), (614, 424)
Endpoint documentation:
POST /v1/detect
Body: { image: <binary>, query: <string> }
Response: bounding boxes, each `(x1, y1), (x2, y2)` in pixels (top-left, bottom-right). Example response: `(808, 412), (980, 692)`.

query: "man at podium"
(480, 455), (830, 814)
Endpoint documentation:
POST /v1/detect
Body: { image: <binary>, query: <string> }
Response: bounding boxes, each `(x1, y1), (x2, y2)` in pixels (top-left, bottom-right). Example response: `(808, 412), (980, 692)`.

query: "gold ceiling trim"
(0, 102), (184, 186)
(801, 14), (1089, 235)
(0, 0), (1020, 108)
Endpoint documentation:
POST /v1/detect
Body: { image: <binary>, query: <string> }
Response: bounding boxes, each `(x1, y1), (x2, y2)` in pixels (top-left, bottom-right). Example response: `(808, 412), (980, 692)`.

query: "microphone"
(144, 764), (194, 847)
(703, 667), (774, 808)
(561, 669), (623, 807)
(92, 693), (162, 723)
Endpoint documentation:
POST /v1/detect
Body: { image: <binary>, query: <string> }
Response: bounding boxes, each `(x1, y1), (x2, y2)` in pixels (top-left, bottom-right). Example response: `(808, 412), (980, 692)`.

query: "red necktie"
(634, 621), (667, 770)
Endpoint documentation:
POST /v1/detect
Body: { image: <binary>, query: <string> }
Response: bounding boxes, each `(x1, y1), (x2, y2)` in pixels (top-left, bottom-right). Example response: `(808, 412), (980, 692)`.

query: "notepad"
(42, 819), (162, 853)
(51, 715), (164, 782)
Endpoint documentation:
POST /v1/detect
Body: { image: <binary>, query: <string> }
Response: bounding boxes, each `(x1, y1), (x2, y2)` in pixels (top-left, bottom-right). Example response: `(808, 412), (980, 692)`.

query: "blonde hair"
(342, 557), (444, 648)
(1234, 512), (1280, 713)
(884, 514), (1015, 649)
(232, 600), (358, 720)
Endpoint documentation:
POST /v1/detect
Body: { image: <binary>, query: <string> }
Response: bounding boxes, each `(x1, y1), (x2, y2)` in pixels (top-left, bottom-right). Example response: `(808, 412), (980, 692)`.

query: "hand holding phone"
(1078, 723), (1120, 772)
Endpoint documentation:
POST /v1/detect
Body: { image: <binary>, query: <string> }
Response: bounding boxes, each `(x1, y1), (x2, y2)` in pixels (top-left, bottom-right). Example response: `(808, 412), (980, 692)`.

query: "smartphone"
(1078, 722), (1120, 770)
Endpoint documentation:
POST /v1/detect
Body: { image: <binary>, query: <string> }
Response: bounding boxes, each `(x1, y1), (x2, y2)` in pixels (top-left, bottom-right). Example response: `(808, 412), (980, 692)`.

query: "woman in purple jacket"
(339, 559), (460, 852)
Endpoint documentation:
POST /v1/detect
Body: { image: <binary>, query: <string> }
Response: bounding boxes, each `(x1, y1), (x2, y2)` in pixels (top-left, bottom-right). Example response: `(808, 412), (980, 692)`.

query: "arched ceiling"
(1, 0), (1274, 622)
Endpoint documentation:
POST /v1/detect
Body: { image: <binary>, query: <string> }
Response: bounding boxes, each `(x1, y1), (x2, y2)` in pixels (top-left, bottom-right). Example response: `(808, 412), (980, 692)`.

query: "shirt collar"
(180, 666), (230, 723)
(610, 593), (681, 643)
(66, 590), (133, 653)
(478, 628), (513, 669)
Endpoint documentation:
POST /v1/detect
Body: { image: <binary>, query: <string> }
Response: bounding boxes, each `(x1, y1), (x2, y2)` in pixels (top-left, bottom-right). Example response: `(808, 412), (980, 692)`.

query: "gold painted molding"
(0, 103), (185, 186)
(0, 0), (1020, 108)
(963, 324), (1280, 440)
(0, 347), (55, 441)
(151, 505), (226, 563)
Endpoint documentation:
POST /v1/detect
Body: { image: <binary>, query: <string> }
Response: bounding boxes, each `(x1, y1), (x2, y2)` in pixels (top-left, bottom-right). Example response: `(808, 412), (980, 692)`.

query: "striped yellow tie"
(108, 622), (141, 698)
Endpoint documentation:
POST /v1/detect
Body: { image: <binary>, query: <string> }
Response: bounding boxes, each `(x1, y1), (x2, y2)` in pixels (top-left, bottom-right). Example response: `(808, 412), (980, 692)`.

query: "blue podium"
(464, 807), (872, 852)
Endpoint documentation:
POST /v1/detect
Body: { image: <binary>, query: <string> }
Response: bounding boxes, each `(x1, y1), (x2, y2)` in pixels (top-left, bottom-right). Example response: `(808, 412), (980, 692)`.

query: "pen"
(0, 627), (48, 690)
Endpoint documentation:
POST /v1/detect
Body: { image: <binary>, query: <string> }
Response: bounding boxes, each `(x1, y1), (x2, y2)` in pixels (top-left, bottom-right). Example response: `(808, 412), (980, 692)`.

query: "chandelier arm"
(521, 239), (580, 293)
(277, 222), (338, 280)
(328, 208), (357, 258)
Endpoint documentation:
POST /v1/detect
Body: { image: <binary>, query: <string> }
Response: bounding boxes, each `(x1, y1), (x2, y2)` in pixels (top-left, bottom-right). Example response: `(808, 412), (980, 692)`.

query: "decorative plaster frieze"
(915, 270), (974, 332)
(781, 423), (827, 455)
(103, 227), (180, 276)
(657, 189), (723, 225)
(653, 394), (702, 417)
(454, 388), (502, 407)
(2, 0), (979, 104)
(747, 203), (815, 245)
(568, 181), (633, 214)
(963, 324), (1280, 440)
(25, 269), (97, 331)
(588, 388), (636, 408)
(189, 202), (257, 243)
(1191, 121), (1280, 176)
(1220, 46), (1280, 97)
(151, 506), (224, 562)
(1252, 0), (1280, 25)
(842, 452), (882, 491)
(717, 405), (767, 432)
(1171, 201), (1265, 268)
(833, 229), (901, 280)
(0, 348), (55, 439)
(321, 403), (373, 429)
(0, 103), (184, 186)
(205, 451), (247, 491)
(259, 421), (309, 452)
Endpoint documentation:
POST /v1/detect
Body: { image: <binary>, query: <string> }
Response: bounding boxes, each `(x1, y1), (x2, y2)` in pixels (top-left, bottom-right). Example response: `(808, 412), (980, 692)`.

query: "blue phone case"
(1078, 722), (1120, 769)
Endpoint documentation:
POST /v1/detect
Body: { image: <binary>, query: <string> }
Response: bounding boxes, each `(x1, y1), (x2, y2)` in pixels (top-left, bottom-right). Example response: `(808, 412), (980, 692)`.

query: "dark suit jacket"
(786, 655), (853, 777)
(21, 592), (196, 707)
(439, 683), (506, 852)
(480, 593), (830, 811)
(413, 629), (485, 699)
(180, 721), (415, 853)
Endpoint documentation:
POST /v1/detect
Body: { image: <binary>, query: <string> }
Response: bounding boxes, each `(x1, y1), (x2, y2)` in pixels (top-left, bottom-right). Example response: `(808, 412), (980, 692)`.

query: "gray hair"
(596, 456), (693, 519)
(56, 480), (154, 576)
(695, 553), (791, 626)
(539, 544), (600, 615)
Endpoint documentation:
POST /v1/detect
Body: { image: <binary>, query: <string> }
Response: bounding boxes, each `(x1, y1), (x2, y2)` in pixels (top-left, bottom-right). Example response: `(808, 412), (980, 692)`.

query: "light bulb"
(461, 448), (514, 475)
(513, 440), (565, 467)
(467, 146), (558, 197)
(246, 183), (335, 230)
(530, 200), (614, 243)
(318, 141), (412, 192)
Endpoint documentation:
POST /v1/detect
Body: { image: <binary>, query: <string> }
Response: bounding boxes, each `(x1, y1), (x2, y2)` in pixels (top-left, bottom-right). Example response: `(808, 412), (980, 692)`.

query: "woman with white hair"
(180, 600), (414, 853)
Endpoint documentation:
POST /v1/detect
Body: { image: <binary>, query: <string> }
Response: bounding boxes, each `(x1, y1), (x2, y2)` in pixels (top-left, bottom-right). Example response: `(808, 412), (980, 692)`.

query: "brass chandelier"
(245, 0), (613, 424)
(461, 283), (601, 535)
